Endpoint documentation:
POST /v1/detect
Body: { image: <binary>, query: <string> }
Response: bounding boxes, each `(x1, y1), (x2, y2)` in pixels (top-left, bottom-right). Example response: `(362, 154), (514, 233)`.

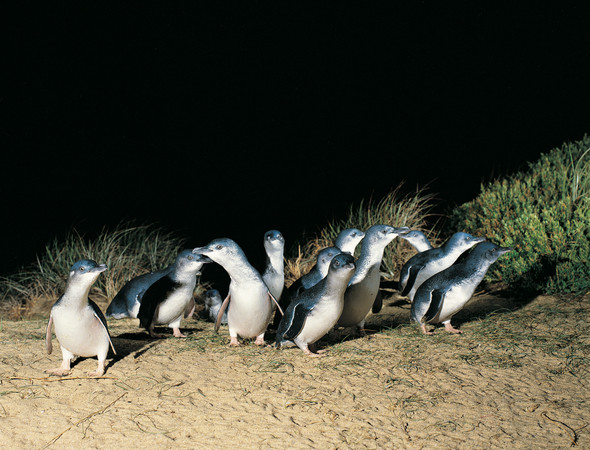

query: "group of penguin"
(44, 225), (511, 376)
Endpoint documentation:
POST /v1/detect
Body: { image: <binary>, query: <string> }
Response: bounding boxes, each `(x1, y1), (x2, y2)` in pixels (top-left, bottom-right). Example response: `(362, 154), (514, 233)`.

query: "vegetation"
(449, 135), (590, 294)
(285, 183), (439, 285)
(0, 222), (188, 319)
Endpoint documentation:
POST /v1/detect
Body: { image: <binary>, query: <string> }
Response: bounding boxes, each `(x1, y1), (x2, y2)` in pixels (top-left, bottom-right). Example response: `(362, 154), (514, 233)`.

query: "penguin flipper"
(422, 289), (446, 323)
(401, 264), (424, 297)
(268, 291), (284, 316)
(137, 276), (178, 331)
(46, 314), (53, 355)
(215, 293), (231, 332)
(372, 291), (383, 314)
(283, 302), (313, 341)
(89, 300), (117, 355)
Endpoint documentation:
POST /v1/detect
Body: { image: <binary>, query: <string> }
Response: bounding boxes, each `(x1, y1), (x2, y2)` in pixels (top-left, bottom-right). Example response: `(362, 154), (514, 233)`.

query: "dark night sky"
(2, 3), (589, 275)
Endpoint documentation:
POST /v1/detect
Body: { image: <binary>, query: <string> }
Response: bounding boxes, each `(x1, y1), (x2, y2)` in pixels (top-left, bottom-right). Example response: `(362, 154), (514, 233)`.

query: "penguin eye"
(188, 255), (194, 261)
(215, 244), (223, 250)
(334, 260), (340, 266)
(79, 266), (85, 272)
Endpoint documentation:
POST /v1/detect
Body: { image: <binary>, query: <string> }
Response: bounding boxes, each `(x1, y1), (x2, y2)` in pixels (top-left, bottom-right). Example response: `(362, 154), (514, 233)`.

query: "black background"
(2, 3), (589, 275)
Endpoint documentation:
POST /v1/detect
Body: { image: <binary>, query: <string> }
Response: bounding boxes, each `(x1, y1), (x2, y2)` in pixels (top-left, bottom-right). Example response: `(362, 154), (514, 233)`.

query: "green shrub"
(448, 135), (590, 294)
(0, 222), (187, 318)
(286, 183), (438, 284)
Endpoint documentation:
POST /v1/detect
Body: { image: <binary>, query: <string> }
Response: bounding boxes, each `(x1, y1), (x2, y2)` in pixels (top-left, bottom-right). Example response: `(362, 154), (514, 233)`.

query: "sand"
(0, 291), (588, 449)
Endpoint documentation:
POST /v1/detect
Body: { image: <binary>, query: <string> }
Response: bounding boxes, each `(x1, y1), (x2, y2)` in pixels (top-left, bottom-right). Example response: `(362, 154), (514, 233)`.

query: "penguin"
(334, 228), (365, 255)
(276, 252), (356, 356)
(337, 224), (410, 334)
(270, 246), (340, 330)
(399, 232), (486, 301)
(261, 230), (285, 302)
(399, 230), (433, 253)
(192, 238), (283, 346)
(137, 249), (211, 338)
(106, 265), (172, 319)
(411, 241), (512, 334)
(45, 259), (115, 377)
(203, 289), (228, 324)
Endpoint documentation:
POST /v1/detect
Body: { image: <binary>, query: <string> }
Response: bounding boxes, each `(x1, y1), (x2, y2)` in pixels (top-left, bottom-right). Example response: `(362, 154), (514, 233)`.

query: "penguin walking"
(337, 225), (410, 335)
(411, 241), (512, 334)
(261, 230), (285, 303)
(193, 238), (283, 346)
(203, 289), (228, 324)
(45, 259), (115, 377)
(399, 232), (485, 301)
(270, 246), (340, 330)
(276, 253), (356, 356)
(106, 264), (173, 319)
(137, 250), (210, 338)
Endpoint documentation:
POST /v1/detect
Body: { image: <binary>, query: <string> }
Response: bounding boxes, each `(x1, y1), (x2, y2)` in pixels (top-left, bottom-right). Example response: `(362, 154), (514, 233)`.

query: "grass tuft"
(0, 221), (187, 319)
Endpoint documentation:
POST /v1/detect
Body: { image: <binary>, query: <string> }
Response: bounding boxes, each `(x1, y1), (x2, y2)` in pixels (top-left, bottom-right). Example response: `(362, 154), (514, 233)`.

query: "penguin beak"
(93, 264), (108, 273)
(393, 226), (411, 235)
(473, 237), (487, 244)
(192, 247), (208, 255)
(194, 254), (213, 263)
(498, 246), (513, 255)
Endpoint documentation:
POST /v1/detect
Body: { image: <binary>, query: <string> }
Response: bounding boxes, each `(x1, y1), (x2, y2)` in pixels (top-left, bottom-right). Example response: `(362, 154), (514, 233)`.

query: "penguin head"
(328, 252), (356, 282)
(204, 289), (223, 308)
(263, 230), (285, 252)
(400, 230), (427, 243)
(335, 228), (365, 253)
(364, 224), (410, 246)
(174, 249), (212, 274)
(471, 241), (513, 263)
(317, 246), (340, 267)
(447, 232), (486, 251)
(68, 259), (107, 283)
(192, 238), (246, 265)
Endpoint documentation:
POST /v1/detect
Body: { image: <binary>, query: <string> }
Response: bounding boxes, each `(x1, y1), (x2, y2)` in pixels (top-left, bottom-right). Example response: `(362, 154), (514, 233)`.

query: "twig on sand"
(541, 411), (588, 447)
(41, 393), (127, 449)
(11, 376), (117, 383)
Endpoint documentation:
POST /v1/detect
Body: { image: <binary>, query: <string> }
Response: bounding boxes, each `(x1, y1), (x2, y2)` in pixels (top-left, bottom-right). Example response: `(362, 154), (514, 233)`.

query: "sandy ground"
(1, 290), (589, 449)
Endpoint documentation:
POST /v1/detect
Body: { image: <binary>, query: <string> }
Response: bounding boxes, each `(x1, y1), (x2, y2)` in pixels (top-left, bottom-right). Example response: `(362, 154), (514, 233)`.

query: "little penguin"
(337, 224), (410, 334)
(261, 230), (285, 302)
(271, 246), (340, 330)
(276, 252), (356, 357)
(137, 249), (211, 338)
(203, 289), (228, 324)
(399, 232), (486, 301)
(334, 228), (366, 255)
(106, 265), (172, 319)
(399, 230), (433, 253)
(411, 241), (512, 334)
(192, 238), (283, 346)
(45, 259), (115, 377)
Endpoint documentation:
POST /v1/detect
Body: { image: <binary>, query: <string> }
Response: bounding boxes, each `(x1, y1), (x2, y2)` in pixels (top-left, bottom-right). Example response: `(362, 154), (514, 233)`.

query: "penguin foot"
(172, 328), (187, 338)
(358, 328), (368, 337)
(149, 330), (165, 339)
(420, 324), (435, 335)
(303, 349), (325, 358)
(45, 368), (71, 377)
(229, 337), (242, 347)
(254, 336), (266, 346)
(87, 369), (105, 377)
(444, 323), (462, 334)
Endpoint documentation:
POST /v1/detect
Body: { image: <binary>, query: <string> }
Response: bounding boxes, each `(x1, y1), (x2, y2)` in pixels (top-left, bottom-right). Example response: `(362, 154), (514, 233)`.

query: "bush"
(0, 222), (188, 319)
(285, 183), (438, 285)
(448, 135), (590, 294)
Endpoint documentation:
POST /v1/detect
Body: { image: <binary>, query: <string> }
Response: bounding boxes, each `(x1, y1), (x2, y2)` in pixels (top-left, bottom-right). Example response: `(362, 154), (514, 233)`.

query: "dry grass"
(285, 183), (439, 285)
